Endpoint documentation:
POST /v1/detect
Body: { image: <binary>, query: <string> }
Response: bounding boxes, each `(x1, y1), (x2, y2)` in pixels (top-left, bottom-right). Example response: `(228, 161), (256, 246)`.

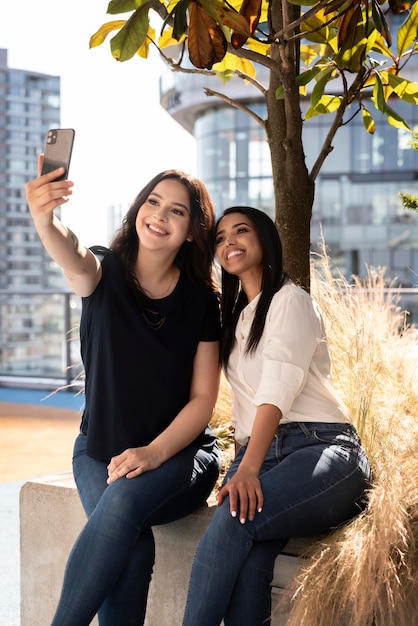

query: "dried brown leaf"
(188, 1), (227, 69)
(231, 0), (262, 49)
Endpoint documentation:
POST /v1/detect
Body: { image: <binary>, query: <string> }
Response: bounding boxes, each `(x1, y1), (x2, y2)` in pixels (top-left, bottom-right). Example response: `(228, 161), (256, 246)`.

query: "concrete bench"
(20, 473), (311, 626)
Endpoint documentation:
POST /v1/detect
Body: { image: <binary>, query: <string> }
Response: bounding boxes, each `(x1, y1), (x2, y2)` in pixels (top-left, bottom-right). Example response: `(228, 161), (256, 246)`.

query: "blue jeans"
(182, 422), (371, 626)
(51, 433), (220, 626)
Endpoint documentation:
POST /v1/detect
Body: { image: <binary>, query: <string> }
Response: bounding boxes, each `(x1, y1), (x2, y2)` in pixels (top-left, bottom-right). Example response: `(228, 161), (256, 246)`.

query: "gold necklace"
(138, 271), (178, 330)
(142, 308), (166, 331)
(140, 271), (177, 300)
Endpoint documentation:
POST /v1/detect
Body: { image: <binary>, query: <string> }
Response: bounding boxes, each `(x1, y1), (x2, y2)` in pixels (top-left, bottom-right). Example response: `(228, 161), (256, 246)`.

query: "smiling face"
(215, 212), (263, 283)
(135, 178), (193, 254)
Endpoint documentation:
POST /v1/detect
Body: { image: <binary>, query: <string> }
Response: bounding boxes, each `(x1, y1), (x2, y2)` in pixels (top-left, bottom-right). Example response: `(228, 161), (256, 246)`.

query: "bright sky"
(0, 0), (196, 245)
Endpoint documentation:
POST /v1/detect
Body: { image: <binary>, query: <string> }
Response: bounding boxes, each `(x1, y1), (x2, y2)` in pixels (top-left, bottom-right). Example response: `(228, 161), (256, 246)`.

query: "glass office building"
(160, 41), (418, 297)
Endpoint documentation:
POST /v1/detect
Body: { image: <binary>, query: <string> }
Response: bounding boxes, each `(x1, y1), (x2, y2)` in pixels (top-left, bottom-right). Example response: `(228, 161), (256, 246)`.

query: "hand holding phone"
(40, 128), (75, 181)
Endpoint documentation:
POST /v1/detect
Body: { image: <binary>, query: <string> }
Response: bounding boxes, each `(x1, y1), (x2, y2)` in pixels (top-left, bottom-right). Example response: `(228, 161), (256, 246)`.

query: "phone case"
(40, 128), (75, 180)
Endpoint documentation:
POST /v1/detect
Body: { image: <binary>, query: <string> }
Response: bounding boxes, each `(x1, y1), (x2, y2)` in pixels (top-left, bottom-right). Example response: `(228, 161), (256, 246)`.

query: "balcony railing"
(0, 289), (82, 388)
(0, 287), (417, 390)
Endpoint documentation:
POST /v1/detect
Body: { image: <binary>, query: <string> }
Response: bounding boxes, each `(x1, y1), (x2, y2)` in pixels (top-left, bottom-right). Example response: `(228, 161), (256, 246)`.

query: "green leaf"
(107, 0), (148, 15)
(90, 20), (126, 48)
(386, 73), (418, 104)
(297, 66), (323, 87)
(158, 27), (185, 49)
(300, 43), (323, 65)
(336, 5), (367, 72)
(110, 5), (151, 61)
(372, 72), (386, 113)
(199, 0), (250, 35)
(370, 72), (412, 130)
(371, 0), (392, 47)
(398, 0), (418, 57)
(362, 106), (376, 134)
(370, 32), (396, 61)
(287, 0), (318, 5)
(323, 0), (352, 15)
(172, 0), (190, 41)
(246, 38), (270, 55)
(233, 55), (257, 78)
(213, 52), (256, 84)
(311, 67), (335, 107)
(305, 94), (342, 119)
(301, 13), (333, 45)
(384, 104), (411, 130)
(399, 192), (418, 211)
(275, 84), (284, 100)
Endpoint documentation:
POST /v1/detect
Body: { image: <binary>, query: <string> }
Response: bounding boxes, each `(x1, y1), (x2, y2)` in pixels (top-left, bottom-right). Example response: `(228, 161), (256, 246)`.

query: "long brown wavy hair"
(110, 170), (217, 292)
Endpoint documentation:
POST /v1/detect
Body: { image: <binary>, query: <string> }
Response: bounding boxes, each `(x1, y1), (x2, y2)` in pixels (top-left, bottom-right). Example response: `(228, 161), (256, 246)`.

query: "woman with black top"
(25, 161), (221, 626)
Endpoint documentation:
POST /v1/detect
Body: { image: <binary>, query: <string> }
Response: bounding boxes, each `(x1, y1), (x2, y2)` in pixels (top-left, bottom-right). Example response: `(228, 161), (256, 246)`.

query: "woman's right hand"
(25, 155), (73, 228)
(25, 155), (101, 297)
(217, 467), (264, 523)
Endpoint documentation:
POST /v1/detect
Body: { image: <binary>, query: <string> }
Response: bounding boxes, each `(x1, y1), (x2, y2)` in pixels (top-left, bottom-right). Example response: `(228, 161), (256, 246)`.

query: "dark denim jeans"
(182, 422), (371, 626)
(50, 433), (220, 626)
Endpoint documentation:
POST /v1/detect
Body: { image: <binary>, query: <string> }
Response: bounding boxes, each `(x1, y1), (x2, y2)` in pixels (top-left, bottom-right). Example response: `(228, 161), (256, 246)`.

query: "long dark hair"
(110, 170), (216, 291)
(217, 206), (288, 369)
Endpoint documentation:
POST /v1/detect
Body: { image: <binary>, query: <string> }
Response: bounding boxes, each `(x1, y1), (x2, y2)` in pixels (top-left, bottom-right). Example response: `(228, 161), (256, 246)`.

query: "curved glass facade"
(195, 103), (275, 218)
(194, 98), (418, 288)
(160, 10), (418, 305)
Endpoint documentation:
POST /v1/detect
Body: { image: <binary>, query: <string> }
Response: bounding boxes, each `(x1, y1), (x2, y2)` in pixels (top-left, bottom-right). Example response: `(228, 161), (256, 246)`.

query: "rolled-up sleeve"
(252, 286), (324, 415)
(254, 360), (304, 414)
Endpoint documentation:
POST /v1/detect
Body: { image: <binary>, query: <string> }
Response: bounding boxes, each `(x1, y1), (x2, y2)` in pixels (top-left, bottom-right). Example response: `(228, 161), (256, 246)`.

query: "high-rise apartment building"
(0, 49), (76, 382)
(0, 48), (62, 290)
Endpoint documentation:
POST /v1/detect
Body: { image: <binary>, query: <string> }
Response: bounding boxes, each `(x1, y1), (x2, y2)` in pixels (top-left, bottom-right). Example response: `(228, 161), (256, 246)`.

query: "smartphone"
(40, 128), (75, 180)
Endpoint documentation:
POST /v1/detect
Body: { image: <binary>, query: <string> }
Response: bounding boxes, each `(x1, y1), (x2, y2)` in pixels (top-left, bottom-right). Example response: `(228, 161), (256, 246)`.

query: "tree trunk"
(265, 0), (314, 291)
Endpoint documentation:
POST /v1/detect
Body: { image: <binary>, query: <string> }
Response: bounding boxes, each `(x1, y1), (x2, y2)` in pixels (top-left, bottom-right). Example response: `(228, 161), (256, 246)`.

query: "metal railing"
(0, 289), (82, 388)
(0, 287), (417, 389)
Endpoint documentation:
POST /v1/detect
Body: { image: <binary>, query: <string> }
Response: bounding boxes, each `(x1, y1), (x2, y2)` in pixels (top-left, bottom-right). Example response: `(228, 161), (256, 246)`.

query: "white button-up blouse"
(226, 282), (351, 446)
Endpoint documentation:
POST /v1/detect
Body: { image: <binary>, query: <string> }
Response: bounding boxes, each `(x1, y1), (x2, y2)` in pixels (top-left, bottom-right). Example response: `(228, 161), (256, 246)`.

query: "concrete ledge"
(20, 473), (98, 626)
(20, 473), (308, 625)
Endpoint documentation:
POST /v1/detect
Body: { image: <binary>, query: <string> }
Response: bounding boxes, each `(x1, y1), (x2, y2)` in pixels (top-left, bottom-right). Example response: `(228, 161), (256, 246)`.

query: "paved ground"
(0, 388), (84, 625)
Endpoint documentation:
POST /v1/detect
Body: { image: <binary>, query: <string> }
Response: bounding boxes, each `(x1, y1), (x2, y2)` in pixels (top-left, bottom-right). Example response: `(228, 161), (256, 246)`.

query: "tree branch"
(169, 64), (215, 78)
(286, 11), (349, 43)
(150, 0), (169, 22)
(203, 87), (266, 129)
(309, 67), (367, 181)
(167, 63), (267, 97)
(235, 69), (267, 95)
(226, 42), (277, 71)
(270, 0), (330, 41)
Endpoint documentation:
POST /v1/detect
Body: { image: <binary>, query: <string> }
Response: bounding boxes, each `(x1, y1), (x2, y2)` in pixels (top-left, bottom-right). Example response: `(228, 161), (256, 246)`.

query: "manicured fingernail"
(231, 511), (237, 518)
(258, 508), (263, 513)
(240, 518), (246, 524)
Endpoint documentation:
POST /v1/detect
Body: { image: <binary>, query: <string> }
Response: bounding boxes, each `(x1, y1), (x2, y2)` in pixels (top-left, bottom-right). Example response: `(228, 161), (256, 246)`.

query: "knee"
(204, 501), (245, 543)
(97, 481), (142, 524)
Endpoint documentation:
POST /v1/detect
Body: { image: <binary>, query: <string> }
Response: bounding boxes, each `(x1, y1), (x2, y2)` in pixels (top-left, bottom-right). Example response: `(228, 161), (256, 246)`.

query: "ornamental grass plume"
(279, 243), (418, 626)
(210, 372), (235, 486)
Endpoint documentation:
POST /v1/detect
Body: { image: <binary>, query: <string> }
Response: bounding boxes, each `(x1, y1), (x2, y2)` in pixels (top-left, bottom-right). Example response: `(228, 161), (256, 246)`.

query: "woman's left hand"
(107, 445), (163, 484)
(217, 467), (264, 523)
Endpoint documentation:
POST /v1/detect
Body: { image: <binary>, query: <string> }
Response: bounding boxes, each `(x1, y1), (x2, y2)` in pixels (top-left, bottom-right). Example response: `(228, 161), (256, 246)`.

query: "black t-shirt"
(79, 246), (220, 461)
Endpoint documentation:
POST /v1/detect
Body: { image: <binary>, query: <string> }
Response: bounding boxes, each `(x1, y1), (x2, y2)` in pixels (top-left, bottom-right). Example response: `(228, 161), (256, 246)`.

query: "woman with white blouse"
(182, 206), (371, 626)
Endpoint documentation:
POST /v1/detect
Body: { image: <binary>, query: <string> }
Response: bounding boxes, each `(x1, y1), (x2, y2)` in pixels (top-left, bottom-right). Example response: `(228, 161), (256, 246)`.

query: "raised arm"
(25, 155), (101, 297)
